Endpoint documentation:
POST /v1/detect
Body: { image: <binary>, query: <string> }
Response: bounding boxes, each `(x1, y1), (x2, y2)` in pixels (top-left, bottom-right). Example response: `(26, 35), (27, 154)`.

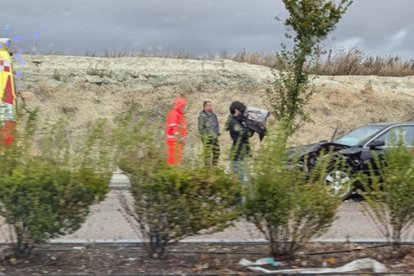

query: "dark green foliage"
(0, 113), (112, 257)
(125, 164), (240, 259)
(115, 108), (240, 259)
(245, 120), (340, 257)
(282, 0), (353, 52)
(359, 143), (414, 248)
(0, 161), (107, 257)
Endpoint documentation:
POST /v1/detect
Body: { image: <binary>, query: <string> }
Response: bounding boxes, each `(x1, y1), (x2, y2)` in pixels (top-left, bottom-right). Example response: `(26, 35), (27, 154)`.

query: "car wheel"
(323, 167), (354, 199)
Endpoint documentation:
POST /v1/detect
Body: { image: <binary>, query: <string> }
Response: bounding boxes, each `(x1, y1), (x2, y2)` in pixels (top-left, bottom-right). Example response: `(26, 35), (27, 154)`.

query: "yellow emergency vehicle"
(0, 38), (17, 146)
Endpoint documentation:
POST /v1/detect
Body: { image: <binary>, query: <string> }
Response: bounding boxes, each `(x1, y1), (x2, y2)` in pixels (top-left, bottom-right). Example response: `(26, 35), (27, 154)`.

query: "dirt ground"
(0, 242), (413, 275)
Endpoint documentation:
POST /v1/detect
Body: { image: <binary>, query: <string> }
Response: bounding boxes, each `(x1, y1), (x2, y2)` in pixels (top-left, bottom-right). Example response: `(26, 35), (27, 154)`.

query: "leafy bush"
(244, 121), (340, 257)
(0, 114), (112, 257)
(115, 109), (240, 259)
(124, 165), (240, 259)
(359, 143), (414, 248)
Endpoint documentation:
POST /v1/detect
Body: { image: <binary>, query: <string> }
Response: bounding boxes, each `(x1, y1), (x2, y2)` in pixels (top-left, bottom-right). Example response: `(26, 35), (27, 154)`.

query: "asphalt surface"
(1, 172), (413, 244)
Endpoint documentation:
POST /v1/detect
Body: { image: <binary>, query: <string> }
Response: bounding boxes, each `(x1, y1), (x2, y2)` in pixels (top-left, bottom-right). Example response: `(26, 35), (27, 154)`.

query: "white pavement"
(1, 172), (413, 244)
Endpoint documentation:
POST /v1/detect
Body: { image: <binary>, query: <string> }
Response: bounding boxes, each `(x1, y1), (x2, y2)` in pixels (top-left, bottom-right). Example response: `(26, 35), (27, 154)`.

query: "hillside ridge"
(16, 55), (414, 150)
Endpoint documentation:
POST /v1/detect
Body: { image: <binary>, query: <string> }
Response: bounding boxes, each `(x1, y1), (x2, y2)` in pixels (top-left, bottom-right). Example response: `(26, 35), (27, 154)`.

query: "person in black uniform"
(225, 101), (253, 182)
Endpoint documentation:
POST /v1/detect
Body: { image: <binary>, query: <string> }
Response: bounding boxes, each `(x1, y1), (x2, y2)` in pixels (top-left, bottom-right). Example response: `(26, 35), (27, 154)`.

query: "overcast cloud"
(0, 0), (413, 59)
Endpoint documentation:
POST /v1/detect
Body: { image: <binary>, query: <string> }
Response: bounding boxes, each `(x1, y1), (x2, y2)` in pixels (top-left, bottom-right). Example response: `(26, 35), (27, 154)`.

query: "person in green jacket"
(198, 101), (220, 167)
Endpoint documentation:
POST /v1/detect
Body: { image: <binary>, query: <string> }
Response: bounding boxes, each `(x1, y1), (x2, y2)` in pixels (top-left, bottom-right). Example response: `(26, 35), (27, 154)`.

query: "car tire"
(323, 165), (354, 199)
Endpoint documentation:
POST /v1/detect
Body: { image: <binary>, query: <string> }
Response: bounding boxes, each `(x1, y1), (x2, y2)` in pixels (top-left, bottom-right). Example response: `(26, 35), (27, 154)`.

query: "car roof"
(366, 122), (414, 127)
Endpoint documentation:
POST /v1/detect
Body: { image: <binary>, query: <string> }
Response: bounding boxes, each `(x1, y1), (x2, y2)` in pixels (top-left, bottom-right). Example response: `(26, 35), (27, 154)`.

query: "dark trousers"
(202, 136), (220, 167)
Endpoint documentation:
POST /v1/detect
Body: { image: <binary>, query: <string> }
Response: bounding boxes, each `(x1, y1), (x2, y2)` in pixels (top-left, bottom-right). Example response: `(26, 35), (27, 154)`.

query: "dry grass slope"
(82, 48), (414, 77)
(15, 54), (414, 162)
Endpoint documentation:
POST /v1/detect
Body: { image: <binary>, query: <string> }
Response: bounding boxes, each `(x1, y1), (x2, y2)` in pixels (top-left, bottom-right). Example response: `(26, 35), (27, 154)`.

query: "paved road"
(1, 172), (413, 243)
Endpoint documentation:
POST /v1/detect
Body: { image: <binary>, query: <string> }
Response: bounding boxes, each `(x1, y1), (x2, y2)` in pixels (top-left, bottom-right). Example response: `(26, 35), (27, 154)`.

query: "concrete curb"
(47, 238), (414, 244)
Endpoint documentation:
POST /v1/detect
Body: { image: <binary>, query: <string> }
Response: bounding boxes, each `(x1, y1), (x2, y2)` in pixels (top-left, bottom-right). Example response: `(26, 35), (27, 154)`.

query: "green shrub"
(115, 109), (240, 259)
(0, 114), (112, 257)
(244, 121), (340, 257)
(124, 165), (240, 259)
(359, 143), (414, 248)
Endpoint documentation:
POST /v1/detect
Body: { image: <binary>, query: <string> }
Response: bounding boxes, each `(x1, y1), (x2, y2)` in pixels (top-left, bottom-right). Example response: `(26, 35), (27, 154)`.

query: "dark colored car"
(289, 122), (414, 198)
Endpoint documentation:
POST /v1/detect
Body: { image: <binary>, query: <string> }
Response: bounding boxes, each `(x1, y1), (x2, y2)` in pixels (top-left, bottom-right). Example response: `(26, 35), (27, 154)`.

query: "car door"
(376, 125), (414, 149)
(363, 125), (414, 172)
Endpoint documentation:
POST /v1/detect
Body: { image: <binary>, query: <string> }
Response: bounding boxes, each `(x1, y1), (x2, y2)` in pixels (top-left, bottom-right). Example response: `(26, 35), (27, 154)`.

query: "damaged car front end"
(288, 122), (414, 199)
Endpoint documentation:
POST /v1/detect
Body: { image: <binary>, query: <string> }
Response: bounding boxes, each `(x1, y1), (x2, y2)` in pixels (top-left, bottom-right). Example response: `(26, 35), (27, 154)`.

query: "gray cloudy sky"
(0, 0), (413, 58)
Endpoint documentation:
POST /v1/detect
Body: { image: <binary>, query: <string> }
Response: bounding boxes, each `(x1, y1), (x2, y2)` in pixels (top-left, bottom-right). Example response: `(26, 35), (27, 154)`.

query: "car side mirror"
(369, 139), (385, 148)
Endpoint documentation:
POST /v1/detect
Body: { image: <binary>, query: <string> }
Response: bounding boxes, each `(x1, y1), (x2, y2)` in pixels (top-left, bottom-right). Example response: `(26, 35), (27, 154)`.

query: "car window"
(375, 126), (414, 147)
(334, 125), (385, 147)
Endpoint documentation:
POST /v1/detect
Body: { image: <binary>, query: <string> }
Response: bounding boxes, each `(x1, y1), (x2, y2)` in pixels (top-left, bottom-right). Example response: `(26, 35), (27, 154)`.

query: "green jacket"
(198, 111), (220, 139)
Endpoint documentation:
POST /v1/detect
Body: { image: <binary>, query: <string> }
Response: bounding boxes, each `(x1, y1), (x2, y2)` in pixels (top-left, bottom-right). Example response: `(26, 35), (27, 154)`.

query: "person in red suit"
(165, 97), (187, 165)
(0, 73), (16, 146)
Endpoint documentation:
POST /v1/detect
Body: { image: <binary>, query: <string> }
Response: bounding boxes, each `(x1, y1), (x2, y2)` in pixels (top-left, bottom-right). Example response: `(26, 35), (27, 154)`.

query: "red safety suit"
(165, 97), (187, 165)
